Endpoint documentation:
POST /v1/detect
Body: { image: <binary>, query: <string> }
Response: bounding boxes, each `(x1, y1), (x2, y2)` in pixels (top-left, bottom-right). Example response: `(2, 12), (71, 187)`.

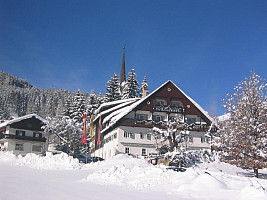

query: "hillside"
(0, 71), (102, 120)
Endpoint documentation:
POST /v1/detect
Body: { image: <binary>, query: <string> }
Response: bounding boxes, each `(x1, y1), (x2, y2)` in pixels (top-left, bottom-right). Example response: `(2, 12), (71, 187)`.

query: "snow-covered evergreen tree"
(69, 90), (86, 123)
(104, 73), (122, 102)
(43, 116), (83, 155)
(122, 69), (139, 99)
(140, 76), (149, 98)
(219, 72), (267, 178)
(87, 90), (101, 116)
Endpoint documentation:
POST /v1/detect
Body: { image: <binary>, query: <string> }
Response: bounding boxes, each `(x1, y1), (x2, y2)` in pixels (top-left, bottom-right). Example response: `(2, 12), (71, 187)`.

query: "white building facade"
(0, 114), (47, 156)
(91, 81), (212, 159)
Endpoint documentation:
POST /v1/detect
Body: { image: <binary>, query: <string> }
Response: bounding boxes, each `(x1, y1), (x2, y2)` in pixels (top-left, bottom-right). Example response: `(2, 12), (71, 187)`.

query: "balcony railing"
(0, 133), (46, 142)
(121, 118), (209, 132)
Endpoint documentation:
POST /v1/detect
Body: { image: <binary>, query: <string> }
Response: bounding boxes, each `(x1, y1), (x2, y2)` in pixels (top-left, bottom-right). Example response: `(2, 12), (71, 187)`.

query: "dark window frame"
(16, 130), (25, 137)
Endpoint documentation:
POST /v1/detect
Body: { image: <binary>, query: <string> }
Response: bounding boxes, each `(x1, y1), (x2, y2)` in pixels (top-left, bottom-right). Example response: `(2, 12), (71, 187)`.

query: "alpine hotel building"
(91, 80), (212, 159)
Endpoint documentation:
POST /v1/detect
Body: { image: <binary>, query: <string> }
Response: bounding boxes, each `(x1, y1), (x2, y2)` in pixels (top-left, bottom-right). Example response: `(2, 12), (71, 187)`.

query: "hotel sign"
(155, 106), (185, 113)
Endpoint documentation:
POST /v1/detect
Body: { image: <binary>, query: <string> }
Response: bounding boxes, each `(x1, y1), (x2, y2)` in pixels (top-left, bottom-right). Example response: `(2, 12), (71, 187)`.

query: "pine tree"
(219, 72), (267, 178)
(140, 76), (149, 98)
(122, 69), (139, 99)
(104, 73), (122, 102)
(69, 90), (86, 123)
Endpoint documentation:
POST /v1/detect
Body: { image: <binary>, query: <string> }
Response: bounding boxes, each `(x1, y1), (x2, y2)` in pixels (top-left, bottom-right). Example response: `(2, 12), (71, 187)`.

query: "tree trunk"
(253, 167), (259, 178)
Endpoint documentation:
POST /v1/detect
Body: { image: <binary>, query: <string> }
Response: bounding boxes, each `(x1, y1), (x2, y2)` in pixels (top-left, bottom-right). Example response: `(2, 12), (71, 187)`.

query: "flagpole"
(86, 138), (88, 164)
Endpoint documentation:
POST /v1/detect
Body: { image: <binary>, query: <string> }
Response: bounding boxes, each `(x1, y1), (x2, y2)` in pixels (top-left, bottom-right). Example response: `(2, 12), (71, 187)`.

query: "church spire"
(120, 42), (126, 92)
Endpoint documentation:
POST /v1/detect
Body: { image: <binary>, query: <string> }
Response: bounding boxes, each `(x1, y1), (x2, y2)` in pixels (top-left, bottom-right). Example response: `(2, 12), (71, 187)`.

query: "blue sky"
(1, 0), (266, 116)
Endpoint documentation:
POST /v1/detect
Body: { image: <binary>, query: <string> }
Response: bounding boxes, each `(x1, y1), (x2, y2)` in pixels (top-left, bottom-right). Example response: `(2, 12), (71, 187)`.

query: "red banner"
(97, 115), (101, 145)
(82, 114), (87, 144)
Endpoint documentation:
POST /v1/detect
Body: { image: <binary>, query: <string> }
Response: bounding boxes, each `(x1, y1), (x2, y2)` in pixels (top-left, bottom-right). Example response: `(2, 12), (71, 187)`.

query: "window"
(124, 132), (135, 139)
(114, 132), (117, 139)
(124, 132), (129, 138)
(125, 147), (130, 154)
(189, 136), (193, 143)
(152, 115), (165, 122)
(15, 143), (24, 151)
(140, 132), (144, 139)
(187, 117), (196, 124)
(142, 148), (147, 156)
(136, 114), (148, 120)
(169, 116), (175, 122)
(201, 137), (205, 143)
(33, 132), (42, 138)
(155, 99), (167, 106)
(32, 145), (42, 152)
(147, 134), (151, 140)
(16, 130), (25, 136)
(171, 101), (183, 108)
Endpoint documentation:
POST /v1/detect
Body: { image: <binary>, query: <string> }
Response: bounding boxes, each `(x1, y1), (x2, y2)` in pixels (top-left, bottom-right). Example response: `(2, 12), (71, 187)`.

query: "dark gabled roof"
(0, 114), (45, 129)
(97, 80), (212, 134)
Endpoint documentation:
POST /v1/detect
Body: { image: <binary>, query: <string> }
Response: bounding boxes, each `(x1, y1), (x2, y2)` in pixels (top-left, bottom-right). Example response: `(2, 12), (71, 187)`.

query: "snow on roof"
(94, 98), (140, 122)
(101, 106), (134, 133)
(94, 98), (138, 115)
(99, 81), (171, 133)
(0, 114), (45, 128)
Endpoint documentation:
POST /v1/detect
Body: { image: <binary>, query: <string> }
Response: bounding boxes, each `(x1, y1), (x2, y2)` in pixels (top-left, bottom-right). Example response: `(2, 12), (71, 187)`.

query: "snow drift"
(0, 152), (266, 200)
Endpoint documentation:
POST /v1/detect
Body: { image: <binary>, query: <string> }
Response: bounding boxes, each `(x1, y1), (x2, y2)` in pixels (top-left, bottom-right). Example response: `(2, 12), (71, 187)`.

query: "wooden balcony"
(120, 118), (209, 132)
(0, 133), (46, 142)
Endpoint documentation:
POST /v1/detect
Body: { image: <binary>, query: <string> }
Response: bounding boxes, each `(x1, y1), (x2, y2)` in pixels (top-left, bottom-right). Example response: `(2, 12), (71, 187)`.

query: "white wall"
(0, 126), (48, 156)
(94, 127), (210, 159)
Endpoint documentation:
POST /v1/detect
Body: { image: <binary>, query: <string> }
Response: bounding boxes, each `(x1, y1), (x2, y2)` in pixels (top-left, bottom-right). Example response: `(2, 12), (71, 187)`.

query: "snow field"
(0, 152), (266, 200)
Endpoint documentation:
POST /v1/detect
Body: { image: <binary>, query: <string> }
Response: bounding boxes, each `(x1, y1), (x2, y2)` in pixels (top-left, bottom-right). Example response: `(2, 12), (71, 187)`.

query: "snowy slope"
(0, 152), (266, 200)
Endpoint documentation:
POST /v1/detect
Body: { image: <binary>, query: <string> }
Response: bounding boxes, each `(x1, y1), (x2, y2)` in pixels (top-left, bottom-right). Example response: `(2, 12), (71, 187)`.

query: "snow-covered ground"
(0, 152), (266, 200)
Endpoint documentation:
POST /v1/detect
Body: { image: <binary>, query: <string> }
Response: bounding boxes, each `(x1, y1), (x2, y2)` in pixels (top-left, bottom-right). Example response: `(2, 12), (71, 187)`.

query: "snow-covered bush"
(164, 149), (215, 167)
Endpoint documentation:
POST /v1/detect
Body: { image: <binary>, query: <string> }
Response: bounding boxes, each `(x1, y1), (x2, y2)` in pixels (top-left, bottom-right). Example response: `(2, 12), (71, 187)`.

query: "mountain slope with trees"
(0, 71), (103, 120)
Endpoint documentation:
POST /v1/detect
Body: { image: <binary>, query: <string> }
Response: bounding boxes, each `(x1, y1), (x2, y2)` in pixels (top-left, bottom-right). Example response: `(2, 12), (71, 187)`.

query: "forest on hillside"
(0, 71), (103, 120)
(0, 69), (147, 121)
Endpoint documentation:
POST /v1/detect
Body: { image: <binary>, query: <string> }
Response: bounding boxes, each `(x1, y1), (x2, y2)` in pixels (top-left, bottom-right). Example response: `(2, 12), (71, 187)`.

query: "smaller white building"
(0, 114), (47, 156)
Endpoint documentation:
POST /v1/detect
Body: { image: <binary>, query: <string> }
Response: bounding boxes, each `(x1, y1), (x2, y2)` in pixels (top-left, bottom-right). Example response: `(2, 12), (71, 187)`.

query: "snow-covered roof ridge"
(0, 114), (45, 128)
